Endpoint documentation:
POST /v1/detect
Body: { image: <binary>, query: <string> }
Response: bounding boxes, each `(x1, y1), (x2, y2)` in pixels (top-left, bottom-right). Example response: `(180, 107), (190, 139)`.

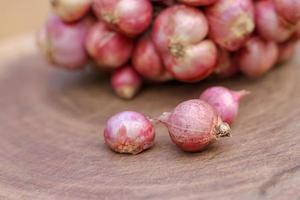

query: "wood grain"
(0, 36), (300, 200)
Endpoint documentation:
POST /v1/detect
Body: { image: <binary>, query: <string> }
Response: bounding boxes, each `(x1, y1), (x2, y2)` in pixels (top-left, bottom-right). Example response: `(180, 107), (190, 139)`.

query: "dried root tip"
(216, 122), (231, 138)
(169, 43), (185, 58)
(115, 86), (137, 100)
(157, 112), (171, 124)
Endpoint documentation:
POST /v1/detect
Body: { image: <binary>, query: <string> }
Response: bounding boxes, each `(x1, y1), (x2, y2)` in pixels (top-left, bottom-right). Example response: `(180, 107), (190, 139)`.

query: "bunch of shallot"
(38, 0), (300, 99)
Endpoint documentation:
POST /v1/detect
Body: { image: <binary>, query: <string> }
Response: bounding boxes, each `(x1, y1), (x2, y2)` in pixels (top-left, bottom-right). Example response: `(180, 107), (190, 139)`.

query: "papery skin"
(236, 36), (279, 78)
(50, 0), (92, 22)
(206, 0), (255, 51)
(93, 0), (153, 37)
(200, 86), (250, 124)
(111, 65), (142, 100)
(85, 22), (133, 69)
(152, 5), (218, 82)
(159, 99), (230, 152)
(37, 14), (93, 69)
(104, 111), (155, 154)
(255, 0), (295, 43)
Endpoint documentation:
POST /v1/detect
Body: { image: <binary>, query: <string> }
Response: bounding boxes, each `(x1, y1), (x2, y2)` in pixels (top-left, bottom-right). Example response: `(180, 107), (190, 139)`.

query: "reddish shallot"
(236, 36), (279, 78)
(159, 99), (231, 152)
(205, 0), (255, 51)
(93, 0), (153, 37)
(200, 86), (250, 124)
(152, 5), (217, 82)
(37, 14), (93, 69)
(255, 0), (295, 43)
(111, 65), (142, 100)
(104, 111), (155, 154)
(85, 22), (133, 69)
(50, 0), (92, 22)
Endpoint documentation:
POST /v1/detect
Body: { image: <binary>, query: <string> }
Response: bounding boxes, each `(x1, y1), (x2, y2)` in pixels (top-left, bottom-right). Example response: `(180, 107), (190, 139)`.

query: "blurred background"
(0, 1), (49, 40)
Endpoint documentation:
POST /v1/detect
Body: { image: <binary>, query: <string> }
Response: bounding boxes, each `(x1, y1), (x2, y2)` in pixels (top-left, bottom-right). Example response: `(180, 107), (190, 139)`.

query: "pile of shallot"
(38, 0), (300, 99)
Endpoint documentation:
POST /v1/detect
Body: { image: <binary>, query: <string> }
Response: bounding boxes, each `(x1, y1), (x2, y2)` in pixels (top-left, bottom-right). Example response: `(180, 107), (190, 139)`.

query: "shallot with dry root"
(37, 14), (93, 69)
(111, 65), (142, 100)
(152, 5), (217, 82)
(159, 99), (231, 152)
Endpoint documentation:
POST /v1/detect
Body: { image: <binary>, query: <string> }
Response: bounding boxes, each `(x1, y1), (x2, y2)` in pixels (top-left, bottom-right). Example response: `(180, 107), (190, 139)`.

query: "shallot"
(236, 36), (279, 78)
(104, 111), (155, 154)
(37, 14), (93, 69)
(255, 0), (295, 43)
(93, 0), (153, 37)
(159, 99), (231, 152)
(111, 65), (142, 99)
(85, 22), (133, 69)
(132, 33), (169, 81)
(205, 0), (255, 51)
(50, 0), (92, 22)
(200, 86), (250, 124)
(152, 5), (217, 82)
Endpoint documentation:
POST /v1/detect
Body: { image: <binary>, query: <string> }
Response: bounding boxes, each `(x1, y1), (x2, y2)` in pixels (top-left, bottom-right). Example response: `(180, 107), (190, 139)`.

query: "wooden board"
(0, 35), (300, 200)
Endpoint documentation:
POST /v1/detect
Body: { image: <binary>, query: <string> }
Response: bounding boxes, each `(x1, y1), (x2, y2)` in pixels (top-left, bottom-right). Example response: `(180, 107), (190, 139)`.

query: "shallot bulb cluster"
(38, 0), (300, 100)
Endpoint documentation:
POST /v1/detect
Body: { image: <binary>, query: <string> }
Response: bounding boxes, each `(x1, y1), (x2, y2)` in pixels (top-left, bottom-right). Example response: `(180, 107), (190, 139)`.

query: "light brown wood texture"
(0, 1), (48, 39)
(0, 36), (300, 200)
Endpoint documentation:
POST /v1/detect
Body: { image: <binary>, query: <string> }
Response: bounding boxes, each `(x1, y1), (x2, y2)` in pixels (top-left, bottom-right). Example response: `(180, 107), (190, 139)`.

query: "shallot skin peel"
(104, 111), (155, 154)
(159, 99), (230, 152)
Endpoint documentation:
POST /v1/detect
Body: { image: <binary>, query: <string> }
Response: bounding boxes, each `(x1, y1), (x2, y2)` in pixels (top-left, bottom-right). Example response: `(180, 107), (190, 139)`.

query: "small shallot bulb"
(200, 86), (250, 124)
(236, 36), (279, 78)
(159, 99), (231, 152)
(152, 5), (218, 82)
(205, 0), (255, 51)
(37, 14), (93, 69)
(85, 22), (133, 69)
(255, 0), (295, 43)
(50, 0), (92, 22)
(111, 65), (142, 100)
(104, 111), (155, 154)
(132, 33), (169, 81)
(93, 0), (153, 37)
(177, 0), (217, 6)
(273, 0), (300, 25)
(214, 48), (239, 78)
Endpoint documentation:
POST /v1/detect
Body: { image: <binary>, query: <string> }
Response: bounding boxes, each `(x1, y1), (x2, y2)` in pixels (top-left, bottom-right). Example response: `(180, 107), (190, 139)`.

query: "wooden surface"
(0, 1), (48, 39)
(0, 36), (300, 200)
